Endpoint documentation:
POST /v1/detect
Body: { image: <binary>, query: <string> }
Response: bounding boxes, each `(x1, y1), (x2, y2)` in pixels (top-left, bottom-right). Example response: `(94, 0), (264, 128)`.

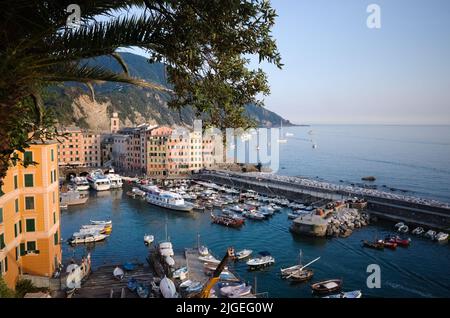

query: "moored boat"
(385, 235), (411, 247)
(424, 230), (437, 240)
(235, 249), (253, 260)
(246, 251), (275, 270)
(435, 232), (448, 242)
(311, 279), (342, 295)
(361, 240), (385, 250)
(323, 290), (362, 298)
(412, 227), (425, 235)
(68, 233), (108, 245)
(145, 185), (193, 212)
(211, 213), (245, 228)
(113, 267), (124, 280)
(87, 170), (111, 191)
(144, 234), (154, 246)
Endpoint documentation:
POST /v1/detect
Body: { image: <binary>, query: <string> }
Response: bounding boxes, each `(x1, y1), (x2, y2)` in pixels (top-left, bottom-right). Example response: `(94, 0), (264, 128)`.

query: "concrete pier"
(195, 171), (450, 231)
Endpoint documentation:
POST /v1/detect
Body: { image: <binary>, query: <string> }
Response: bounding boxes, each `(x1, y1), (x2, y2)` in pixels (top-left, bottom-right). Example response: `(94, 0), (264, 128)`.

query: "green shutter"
(20, 243), (26, 256)
(51, 149), (54, 161)
(15, 198), (19, 213)
(54, 231), (59, 245)
(24, 151), (33, 163)
(19, 220), (22, 234)
(0, 208), (3, 224)
(0, 234), (5, 249)
(24, 174), (34, 187)
(53, 212), (56, 224)
(14, 175), (18, 189)
(14, 223), (18, 238)
(15, 247), (19, 261)
(26, 219), (36, 232)
(4, 256), (7, 272)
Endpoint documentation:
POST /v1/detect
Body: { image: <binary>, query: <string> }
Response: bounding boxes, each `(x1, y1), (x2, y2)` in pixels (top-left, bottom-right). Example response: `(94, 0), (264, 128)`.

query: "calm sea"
(279, 125), (450, 203)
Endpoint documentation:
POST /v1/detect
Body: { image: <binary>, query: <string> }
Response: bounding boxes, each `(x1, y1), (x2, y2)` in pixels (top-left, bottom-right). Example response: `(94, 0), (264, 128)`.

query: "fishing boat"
(235, 249), (253, 260)
(68, 233), (108, 245)
(311, 279), (343, 295)
(361, 240), (385, 250)
(246, 251), (275, 270)
(144, 234), (154, 246)
(113, 267), (124, 280)
(385, 236), (411, 247)
(323, 290), (362, 298)
(71, 176), (90, 191)
(198, 255), (221, 265)
(281, 251), (319, 282)
(435, 232), (448, 242)
(382, 240), (397, 250)
(211, 213), (245, 228)
(198, 246), (209, 256)
(127, 187), (146, 198)
(145, 185), (193, 212)
(424, 230), (437, 240)
(412, 227), (425, 235)
(87, 170), (111, 191)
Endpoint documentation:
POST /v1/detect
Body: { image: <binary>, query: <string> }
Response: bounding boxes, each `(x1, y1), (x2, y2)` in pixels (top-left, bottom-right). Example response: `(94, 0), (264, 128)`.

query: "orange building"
(0, 141), (62, 289)
(57, 126), (102, 168)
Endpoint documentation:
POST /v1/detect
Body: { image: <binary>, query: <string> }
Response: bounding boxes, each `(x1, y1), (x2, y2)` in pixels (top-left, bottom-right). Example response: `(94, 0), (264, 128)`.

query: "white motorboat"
(90, 220), (112, 225)
(242, 210), (265, 220)
(435, 232), (448, 242)
(87, 170), (111, 191)
(394, 222), (405, 230)
(246, 252), (275, 269)
(179, 279), (193, 289)
(230, 205), (244, 213)
(106, 170), (123, 189)
(144, 234), (154, 246)
(198, 255), (221, 265)
(220, 283), (246, 297)
(412, 227), (425, 235)
(424, 230), (437, 240)
(235, 249), (253, 260)
(172, 267), (188, 279)
(71, 176), (90, 191)
(60, 190), (88, 206)
(323, 290), (362, 298)
(145, 185), (193, 212)
(113, 267), (124, 280)
(68, 233), (108, 245)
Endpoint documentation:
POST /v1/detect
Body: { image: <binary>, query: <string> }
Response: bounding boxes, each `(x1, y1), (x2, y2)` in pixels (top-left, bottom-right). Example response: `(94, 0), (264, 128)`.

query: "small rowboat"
(323, 290), (362, 298)
(90, 220), (112, 225)
(235, 249), (252, 260)
(311, 279), (342, 295)
(144, 234), (154, 245)
(288, 269), (314, 282)
(382, 240), (397, 250)
(385, 236), (411, 247)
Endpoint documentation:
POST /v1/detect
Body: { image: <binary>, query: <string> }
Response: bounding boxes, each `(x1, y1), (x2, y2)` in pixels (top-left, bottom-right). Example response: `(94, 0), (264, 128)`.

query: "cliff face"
(45, 52), (293, 131)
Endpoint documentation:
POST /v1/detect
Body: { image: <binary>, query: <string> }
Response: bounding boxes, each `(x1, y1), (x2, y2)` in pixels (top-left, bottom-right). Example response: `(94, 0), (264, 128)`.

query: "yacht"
(105, 169), (123, 189)
(87, 170), (111, 191)
(145, 185), (193, 212)
(71, 176), (89, 191)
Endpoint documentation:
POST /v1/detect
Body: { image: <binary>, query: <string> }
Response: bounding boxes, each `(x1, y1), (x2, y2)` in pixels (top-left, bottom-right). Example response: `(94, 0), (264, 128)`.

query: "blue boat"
(127, 278), (138, 291)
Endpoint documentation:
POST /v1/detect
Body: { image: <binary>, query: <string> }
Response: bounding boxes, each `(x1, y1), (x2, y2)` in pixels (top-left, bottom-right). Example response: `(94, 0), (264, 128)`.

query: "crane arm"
(199, 247), (235, 298)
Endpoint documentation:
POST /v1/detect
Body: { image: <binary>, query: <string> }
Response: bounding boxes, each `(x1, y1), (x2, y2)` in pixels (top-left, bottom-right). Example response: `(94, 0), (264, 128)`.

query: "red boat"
(211, 213), (245, 228)
(385, 236), (411, 247)
(382, 240), (397, 249)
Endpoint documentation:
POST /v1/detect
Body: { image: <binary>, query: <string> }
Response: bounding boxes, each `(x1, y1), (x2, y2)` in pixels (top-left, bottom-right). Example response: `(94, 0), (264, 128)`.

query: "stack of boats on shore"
(68, 220), (112, 245)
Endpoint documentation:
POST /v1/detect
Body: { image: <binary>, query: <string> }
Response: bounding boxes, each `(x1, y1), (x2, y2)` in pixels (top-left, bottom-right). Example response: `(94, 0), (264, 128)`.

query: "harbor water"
(61, 189), (450, 298)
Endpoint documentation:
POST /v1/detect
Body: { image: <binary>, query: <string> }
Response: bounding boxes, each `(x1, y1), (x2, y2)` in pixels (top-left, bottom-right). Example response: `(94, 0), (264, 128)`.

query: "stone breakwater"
(326, 208), (370, 238)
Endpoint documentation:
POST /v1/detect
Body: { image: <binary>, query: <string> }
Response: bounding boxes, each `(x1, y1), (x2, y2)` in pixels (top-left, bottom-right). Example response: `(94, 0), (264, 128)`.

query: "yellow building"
(0, 141), (62, 289)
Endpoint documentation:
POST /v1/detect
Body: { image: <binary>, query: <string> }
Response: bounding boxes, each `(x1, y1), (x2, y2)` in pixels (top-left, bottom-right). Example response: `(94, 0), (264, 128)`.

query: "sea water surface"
(61, 125), (450, 298)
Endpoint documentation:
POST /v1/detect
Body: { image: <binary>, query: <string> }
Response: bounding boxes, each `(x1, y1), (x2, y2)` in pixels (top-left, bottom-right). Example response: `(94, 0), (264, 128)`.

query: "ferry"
(71, 176), (90, 191)
(87, 170), (111, 191)
(144, 185), (193, 212)
(105, 169), (123, 189)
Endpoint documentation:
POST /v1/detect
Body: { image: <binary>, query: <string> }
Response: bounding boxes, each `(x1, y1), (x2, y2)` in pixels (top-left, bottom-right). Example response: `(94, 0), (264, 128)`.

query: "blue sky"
(123, 0), (450, 125)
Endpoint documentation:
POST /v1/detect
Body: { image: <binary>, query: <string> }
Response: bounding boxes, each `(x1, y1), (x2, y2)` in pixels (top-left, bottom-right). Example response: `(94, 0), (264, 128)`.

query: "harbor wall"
(196, 172), (450, 231)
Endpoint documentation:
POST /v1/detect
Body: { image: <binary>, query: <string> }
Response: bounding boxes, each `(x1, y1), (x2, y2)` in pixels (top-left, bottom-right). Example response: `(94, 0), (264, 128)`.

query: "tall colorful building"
(0, 141), (62, 289)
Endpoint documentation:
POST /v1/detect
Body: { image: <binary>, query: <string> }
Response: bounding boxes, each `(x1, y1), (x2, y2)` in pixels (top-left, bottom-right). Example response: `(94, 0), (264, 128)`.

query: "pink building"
(57, 127), (102, 167)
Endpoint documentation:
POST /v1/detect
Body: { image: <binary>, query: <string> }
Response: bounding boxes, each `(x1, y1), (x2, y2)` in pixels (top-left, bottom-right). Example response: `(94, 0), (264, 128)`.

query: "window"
(14, 223), (18, 238)
(15, 198), (19, 213)
(20, 243), (25, 256)
(14, 175), (18, 189)
(15, 246), (19, 261)
(24, 151), (33, 163)
(53, 211), (56, 224)
(25, 196), (34, 210)
(27, 241), (36, 251)
(54, 231), (59, 245)
(51, 149), (54, 161)
(0, 208), (2, 224)
(24, 174), (34, 187)
(26, 219), (36, 232)
(19, 220), (22, 234)
(0, 233), (5, 249)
